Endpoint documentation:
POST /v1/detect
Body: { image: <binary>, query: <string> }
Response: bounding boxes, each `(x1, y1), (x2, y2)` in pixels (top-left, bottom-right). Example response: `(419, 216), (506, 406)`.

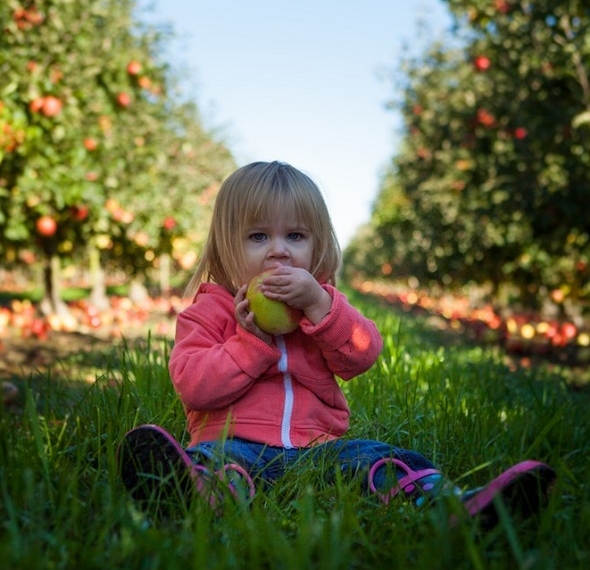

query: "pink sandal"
(452, 460), (556, 528)
(118, 424), (255, 511)
(368, 457), (445, 505)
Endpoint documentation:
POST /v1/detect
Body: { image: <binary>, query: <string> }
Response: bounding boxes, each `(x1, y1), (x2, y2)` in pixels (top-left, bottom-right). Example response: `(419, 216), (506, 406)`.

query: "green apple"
(246, 270), (302, 334)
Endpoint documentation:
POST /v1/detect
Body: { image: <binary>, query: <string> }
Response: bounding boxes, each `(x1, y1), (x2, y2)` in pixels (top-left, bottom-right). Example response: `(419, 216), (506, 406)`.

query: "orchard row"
(345, 0), (590, 315)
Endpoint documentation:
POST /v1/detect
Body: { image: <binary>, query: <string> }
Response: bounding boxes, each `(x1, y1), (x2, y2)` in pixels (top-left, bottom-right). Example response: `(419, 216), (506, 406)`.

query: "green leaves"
(0, 0), (235, 283)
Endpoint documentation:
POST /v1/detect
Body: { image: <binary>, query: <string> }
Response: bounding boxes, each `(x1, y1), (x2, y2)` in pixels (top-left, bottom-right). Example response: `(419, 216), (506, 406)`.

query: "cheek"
(241, 249), (265, 279)
(295, 246), (314, 271)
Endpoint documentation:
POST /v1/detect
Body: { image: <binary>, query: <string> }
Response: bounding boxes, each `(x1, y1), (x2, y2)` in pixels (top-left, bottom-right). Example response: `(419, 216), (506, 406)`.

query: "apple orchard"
(0, 0), (235, 335)
(1, 0), (589, 366)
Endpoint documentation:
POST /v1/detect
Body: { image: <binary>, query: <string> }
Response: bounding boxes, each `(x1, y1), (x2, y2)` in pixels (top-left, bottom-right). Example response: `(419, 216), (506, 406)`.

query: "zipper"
(275, 335), (294, 449)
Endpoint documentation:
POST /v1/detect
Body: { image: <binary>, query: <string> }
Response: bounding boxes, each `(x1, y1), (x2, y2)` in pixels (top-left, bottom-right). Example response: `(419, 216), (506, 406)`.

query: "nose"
(267, 236), (289, 259)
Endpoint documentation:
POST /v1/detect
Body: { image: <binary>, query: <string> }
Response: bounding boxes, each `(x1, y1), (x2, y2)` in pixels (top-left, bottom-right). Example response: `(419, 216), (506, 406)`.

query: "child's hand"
(234, 284), (273, 343)
(258, 265), (332, 325)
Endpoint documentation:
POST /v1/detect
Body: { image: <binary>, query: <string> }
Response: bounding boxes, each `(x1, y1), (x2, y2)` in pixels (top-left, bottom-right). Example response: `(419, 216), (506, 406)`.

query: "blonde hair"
(184, 161), (341, 298)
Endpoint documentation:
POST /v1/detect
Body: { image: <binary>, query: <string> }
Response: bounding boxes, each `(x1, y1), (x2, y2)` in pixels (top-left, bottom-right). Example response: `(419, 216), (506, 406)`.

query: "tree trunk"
(88, 246), (110, 310)
(39, 254), (69, 316)
(129, 275), (149, 305)
(159, 252), (171, 298)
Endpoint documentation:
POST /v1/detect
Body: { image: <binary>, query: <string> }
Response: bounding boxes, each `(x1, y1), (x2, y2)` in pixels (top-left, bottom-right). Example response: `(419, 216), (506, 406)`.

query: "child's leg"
(317, 439), (556, 527)
(187, 437), (289, 491)
(316, 439), (448, 505)
(369, 452), (556, 527)
(363, 446), (555, 524)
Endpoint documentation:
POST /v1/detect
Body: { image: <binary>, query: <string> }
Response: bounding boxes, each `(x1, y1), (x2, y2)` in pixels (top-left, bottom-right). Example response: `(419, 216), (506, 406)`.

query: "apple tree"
(348, 0), (590, 316)
(0, 0), (234, 315)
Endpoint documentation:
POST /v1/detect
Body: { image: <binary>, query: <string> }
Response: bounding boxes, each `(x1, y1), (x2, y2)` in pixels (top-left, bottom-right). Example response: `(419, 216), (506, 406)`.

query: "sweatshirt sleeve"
(299, 285), (383, 380)
(168, 289), (281, 411)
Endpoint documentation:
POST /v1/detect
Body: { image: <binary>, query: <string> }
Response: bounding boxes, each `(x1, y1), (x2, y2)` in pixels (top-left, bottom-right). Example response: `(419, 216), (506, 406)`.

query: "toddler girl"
(118, 161), (554, 526)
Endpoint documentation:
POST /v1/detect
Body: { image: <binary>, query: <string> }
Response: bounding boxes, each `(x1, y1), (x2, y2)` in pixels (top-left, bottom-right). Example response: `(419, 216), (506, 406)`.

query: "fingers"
(235, 284), (248, 303)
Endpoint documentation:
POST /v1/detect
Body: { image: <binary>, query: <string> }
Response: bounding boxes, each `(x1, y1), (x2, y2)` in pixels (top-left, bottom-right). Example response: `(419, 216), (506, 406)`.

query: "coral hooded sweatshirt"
(169, 282), (383, 448)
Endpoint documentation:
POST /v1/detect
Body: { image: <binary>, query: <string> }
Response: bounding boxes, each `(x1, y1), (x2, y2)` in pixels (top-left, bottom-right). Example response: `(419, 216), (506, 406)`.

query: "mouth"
(263, 262), (288, 271)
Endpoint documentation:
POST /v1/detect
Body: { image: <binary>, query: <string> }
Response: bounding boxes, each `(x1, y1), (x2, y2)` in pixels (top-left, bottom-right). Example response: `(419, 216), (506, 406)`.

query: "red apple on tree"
(476, 108), (495, 127)
(36, 215), (57, 237)
(116, 92), (131, 107)
(473, 55), (491, 72)
(127, 60), (142, 75)
(70, 204), (89, 221)
(138, 76), (152, 89)
(494, 0), (511, 14)
(83, 137), (97, 151)
(29, 97), (44, 113)
(41, 96), (62, 117)
(162, 216), (177, 230)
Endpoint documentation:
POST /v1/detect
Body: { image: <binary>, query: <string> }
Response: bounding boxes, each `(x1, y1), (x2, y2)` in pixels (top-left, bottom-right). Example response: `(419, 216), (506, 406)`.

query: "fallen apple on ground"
(246, 270), (302, 335)
(2, 381), (19, 406)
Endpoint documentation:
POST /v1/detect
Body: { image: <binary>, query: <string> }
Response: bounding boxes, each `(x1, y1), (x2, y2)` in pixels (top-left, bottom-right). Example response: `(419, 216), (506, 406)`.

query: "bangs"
(241, 166), (319, 229)
(244, 184), (312, 228)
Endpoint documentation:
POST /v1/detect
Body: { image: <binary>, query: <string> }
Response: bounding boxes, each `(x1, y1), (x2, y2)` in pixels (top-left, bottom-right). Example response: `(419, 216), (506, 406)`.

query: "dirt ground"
(1, 330), (115, 378)
(0, 307), (176, 383)
(0, 316), (177, 411)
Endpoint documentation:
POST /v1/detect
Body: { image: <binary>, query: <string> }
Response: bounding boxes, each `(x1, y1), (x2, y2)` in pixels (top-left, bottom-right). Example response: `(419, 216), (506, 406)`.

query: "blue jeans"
(186, 438), (438, 495)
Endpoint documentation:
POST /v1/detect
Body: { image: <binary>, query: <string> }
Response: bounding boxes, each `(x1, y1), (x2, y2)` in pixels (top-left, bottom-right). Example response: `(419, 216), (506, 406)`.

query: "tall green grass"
(1, 294), (588, 569)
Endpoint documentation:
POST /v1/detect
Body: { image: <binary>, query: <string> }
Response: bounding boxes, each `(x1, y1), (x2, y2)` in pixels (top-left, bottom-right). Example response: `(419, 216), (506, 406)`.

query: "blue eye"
(250, 232), (266, 241)
(288, 232), (304, 241)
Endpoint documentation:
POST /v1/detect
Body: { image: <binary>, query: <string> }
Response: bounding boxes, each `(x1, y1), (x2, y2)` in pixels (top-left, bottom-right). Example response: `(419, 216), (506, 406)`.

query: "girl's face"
(240, 212), (314, 284)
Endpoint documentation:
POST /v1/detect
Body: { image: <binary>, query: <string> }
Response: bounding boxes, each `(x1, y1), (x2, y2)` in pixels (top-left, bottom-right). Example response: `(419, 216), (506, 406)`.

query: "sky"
(138, 1), (453, 247)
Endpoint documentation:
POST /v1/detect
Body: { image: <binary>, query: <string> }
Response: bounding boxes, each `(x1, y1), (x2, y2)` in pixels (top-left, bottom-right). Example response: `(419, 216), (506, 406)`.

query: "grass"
(1, 291), (588, 569)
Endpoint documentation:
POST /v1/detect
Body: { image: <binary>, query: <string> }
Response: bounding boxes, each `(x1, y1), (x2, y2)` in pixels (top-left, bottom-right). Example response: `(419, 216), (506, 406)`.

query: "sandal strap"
(218, 463), (257, 499)
(369, 457), (442, 504)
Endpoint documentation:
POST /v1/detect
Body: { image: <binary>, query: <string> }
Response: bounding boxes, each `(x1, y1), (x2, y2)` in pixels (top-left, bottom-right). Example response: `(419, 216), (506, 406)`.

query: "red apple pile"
(0, 293), (186, 343)
(354, 278), (590, 366)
